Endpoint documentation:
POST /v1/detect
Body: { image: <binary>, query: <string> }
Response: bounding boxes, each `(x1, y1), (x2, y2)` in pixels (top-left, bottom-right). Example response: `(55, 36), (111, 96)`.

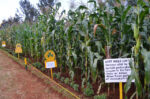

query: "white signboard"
(45, 61), (55, 68)
(104, 58), (133, 83)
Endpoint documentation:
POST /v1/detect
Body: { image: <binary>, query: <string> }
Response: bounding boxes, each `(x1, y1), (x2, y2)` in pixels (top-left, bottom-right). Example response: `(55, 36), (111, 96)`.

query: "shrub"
(83, 83), (94, 96)
(70, 81), (75, 87)
(32, 62), (42, 69)
(73, 84), (79, 91)
(64, 77), (70, 85)
(41, 67), (46, 72)
(60, 77), (65, 82)
(53, 73), (57, 78)
(56, 72), (61, 79)
(94, 94), (107, 99)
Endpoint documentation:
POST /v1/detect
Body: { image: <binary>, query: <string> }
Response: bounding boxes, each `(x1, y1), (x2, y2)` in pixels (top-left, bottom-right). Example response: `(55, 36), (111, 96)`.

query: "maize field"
(0, 0), (150, 98)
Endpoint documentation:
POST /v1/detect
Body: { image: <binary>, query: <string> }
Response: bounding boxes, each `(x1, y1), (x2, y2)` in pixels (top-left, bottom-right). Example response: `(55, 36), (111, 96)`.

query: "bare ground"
(0, 51), (67, 99)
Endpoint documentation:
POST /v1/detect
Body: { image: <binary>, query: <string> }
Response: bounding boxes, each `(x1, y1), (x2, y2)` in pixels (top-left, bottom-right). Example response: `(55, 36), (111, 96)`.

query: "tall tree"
(0, 17), (14, 28)
(128, 0), (137, 6)
(70, 0), (76, 9)
(38, 0), (54, 14)
(19, 0), (39, 22)
(13, 13), (21, 23)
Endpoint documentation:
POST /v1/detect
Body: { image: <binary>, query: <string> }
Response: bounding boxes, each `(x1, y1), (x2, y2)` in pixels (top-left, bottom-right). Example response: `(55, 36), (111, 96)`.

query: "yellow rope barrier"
(31, 65), (80, 99)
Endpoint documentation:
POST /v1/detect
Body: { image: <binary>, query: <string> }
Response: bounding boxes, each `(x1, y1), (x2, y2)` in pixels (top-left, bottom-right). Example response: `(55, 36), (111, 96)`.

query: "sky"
(0, 0), (88, 24)
(0, 0), (38, 24)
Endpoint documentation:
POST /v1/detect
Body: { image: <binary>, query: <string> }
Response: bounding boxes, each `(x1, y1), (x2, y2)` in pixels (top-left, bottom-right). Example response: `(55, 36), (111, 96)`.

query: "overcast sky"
(0, 0), (88, 24)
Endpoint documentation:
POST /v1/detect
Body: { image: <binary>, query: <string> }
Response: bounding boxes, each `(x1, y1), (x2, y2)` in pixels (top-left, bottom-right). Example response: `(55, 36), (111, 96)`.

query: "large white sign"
(45, 61), (55, 68)
(104, 58), (133, 83)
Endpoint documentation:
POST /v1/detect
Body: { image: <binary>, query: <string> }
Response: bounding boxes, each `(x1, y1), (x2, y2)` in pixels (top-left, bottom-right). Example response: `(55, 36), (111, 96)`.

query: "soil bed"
(0, 50), (68, 99)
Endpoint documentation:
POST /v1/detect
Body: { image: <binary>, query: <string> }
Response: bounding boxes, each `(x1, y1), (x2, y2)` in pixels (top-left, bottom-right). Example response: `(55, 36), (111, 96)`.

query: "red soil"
(0, 51), (67, 99)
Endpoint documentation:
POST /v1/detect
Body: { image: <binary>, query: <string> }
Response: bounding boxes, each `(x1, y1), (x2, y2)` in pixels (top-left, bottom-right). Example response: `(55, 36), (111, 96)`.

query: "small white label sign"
(2, 44), (6, 47)
(104, 58), (134, 83)
(46, 61), (55, 68)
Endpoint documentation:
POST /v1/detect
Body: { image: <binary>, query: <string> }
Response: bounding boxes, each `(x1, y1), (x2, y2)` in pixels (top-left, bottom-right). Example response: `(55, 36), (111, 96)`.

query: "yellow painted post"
(24, 57), (28, 70)
(24, 58), (27, 65)
(51, 68), (53, 80)
(119, 82), (123, 99)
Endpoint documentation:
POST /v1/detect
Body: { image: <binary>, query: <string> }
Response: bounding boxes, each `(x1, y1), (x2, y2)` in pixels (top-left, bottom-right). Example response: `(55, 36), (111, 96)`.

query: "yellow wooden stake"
(119, 82), (123, 99)
(24, 57), (28, 70)
(51, 68), (53, 80)
(24, 58), (27, 65)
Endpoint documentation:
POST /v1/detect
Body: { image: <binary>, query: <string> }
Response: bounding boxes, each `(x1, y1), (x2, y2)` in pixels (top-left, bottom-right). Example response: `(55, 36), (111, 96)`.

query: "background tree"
(128, 0), (137, 6)
(37, 0), (55, 14)
(97, 0), (105, 6)
(70, 0), (76, 9)
(13, 13), (21, 23)
(19, 0), (39, 22)
(0, 14), (21, 29)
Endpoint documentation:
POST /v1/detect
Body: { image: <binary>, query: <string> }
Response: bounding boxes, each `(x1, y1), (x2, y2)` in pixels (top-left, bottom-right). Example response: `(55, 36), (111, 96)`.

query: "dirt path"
(0, 51), (66, 99)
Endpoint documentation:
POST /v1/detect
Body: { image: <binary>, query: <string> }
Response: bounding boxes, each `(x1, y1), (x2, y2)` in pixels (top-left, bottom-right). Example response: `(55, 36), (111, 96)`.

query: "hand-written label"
(104, 58), (134, 83)
(46, 61), (55, 68)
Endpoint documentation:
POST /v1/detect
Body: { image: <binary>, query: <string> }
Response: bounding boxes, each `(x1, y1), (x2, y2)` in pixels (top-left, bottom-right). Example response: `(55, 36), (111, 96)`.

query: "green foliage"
(53, 73), (57, 78)
(124, 1), (150, 98)
(94, 93), (107, 99)
(64, 78), (70, 85)
(55, 72), (61, 79)
(41, 67), (46, 72)
(70, 81), (75, 87)
(60, 77), (65, 82)
(73, 83), (79, 92)
(69, 70), (74, 81)
(32, 62), (43, 69)
(32, 62), (45, 72)
(83, 83), (94, 96)
(81, 78), (86, 91)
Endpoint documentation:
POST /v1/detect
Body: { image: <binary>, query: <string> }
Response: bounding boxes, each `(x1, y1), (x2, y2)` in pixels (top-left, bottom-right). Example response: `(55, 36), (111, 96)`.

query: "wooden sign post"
(103, 58), (134, 99)
(44, 50), (57, 80)
(2, 41), (6, 47)
(15, 43), (22, 59)
(105, 46), (111, 95)
(119, 82), (123, 99)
